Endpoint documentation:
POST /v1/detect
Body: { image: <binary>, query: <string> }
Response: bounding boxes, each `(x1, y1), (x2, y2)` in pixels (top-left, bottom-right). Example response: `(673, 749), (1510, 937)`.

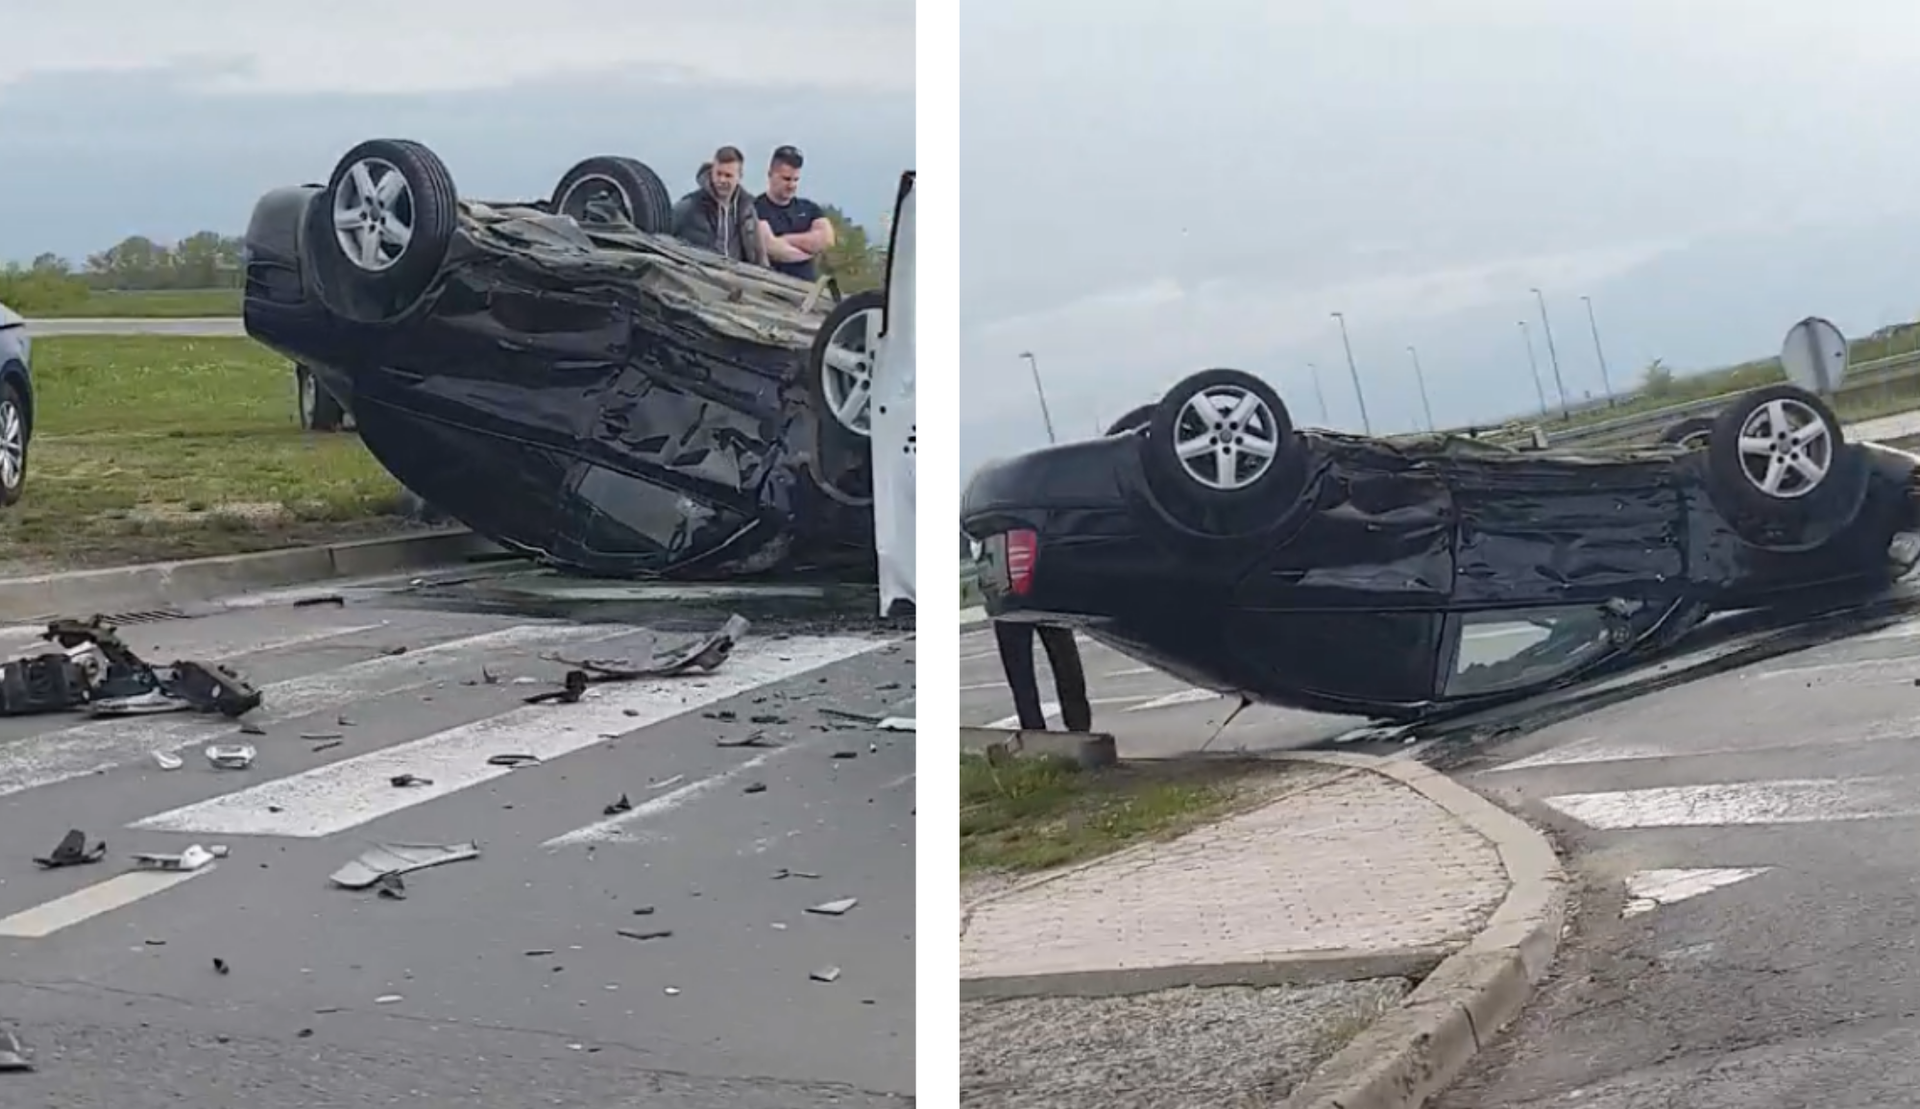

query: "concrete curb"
(1278, 751), (1568, 1109)
(0, 528), (502, 622)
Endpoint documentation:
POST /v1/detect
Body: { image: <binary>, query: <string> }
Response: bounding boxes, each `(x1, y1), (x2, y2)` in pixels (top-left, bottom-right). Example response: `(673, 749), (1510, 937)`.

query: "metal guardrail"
(1482, 348), (1920, 449)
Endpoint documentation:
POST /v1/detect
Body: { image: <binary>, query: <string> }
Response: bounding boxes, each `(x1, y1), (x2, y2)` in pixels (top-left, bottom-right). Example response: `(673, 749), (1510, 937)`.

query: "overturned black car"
(962, 368), (1920, 721)
(243, 139), (887, 578)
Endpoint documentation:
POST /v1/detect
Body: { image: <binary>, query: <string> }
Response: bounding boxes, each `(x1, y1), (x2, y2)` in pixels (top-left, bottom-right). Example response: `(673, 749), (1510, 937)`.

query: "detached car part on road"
(0, 305), (35, 509)
(964, 368), (1920, 721)
(243, 139), (898, 579)
(0, 617), (260, 718)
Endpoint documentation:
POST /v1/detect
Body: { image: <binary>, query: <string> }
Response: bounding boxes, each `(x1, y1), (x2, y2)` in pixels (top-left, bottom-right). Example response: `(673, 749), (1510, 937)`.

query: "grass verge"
(9, 335), (412, 570)
(960, 752), (1306, 874)
(26, 288), (243, 319)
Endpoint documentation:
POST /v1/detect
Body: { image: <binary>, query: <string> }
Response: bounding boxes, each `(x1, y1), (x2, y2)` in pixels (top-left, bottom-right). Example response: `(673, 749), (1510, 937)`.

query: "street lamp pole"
(1018, 351), (1058, 445)
(1518, 320), (1548, 416)
(1330, 311), (1372, 435)
(1579, 294), (1614, 405)
(1306, 363), (1330, 425)
(1529, 286), (1570, 417)
(1407, 345), (1435, 432)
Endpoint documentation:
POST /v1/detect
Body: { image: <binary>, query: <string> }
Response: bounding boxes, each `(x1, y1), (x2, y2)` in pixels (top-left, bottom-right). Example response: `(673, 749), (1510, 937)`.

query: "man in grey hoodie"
(670, 146), (769, 266)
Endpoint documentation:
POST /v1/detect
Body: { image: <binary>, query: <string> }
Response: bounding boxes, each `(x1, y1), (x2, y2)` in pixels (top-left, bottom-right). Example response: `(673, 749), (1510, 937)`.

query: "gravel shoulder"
(961, 979), (1411, 1109)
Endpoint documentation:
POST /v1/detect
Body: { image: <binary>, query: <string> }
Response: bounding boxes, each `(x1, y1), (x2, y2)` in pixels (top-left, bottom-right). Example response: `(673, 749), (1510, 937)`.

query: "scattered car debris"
(237, 721), (266, 736)
(615, 928), (671, 942)
(204, 744), (256, 770)
(329, 842), (480, 890)
(603, 794), (632, 815)
(663, 987), (681, 996)
(704, 710), (738, 722)
(487, 753), (541, 768)
(336, 715), (356, 726)
(373, 873), (407, 900)
(292, 594), (346, 608)
(389, 774), (433, 789)
(771, 868), (820, 880)
(810, 966), (842, 983)
(0, 618), (263, 719)
(535, 614), (750, 698)
(832, 750), (859, 760)
(742, 782), (767, 794)
(213, 958), (229, 974)
(375, 994), (403, 1004)
(153, 751), (183, 771)
(807, 898), (859, 916)
(33, 829), (106, 869)
(310, 739), (343, 754)
(749, 714), (786, 725)
(715, 734), (776, 749)
(380, 646), (409, 657)
(524, 948), (556, 957)
(300, 732), (343, 741)
(132, 844), (219, 872)
(820, 708), (915, 732)
(0, 1027), (33, 1071)
(524, 669), (590, 705)
(631, 906), (656, 916)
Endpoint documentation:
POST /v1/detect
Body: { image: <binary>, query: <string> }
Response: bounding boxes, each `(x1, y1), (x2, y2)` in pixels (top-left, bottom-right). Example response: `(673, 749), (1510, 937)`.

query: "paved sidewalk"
(960, 754), (1567, 1109)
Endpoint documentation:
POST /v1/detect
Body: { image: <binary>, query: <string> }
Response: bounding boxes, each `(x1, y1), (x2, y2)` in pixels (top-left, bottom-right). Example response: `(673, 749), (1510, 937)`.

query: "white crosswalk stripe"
(0, 614), (912, 938)
(1473, 613), (1920, 918)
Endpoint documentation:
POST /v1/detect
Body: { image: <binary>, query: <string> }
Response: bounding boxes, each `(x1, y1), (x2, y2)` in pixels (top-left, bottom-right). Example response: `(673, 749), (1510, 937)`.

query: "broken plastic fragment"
(92, 689), (191, 717)
(329, 842), (480, 890)
(389, 773), (433, 788)
(131, 844), (217, 871)
(486, 753), (541, 768)
(603, 794), (632, 815)
(374, 994), (403, 1004)
(33, 829), (106, 869)
(204, 744), (256, 770)
(810, 966), (842, 983)
(373, 873), (407, 900)
(153, 751), (183, 771)
(806, 898), (859, 916)
(0, 1027), (32, 1071)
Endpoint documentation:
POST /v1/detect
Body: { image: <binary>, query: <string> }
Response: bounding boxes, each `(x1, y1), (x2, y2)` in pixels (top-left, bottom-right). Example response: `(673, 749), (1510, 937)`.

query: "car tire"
(805, 289), (886, 506)
(1660, 415), (1715, 449)
(295, 364), (347, 432)
(551, 156), (674, 235)
(1704, 383), (1848, 532)
(312, 138), (459, 323)
(1142, 368), (1301, 534)
(0, 381), (27, 508)
(1106, 404), (1153, 436)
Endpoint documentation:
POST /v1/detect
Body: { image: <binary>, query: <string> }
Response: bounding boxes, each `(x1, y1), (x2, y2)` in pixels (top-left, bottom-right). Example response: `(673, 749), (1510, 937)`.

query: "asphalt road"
(0, 573), (915, 1108)
(26, 318), (244, 338)
(1420, 610), (1920, 1107)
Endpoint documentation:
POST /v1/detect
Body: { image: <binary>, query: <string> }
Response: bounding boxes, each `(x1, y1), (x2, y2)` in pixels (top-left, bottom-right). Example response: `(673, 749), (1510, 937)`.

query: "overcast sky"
(0, 0), (913, 260)
(960, 0), (1920, 476)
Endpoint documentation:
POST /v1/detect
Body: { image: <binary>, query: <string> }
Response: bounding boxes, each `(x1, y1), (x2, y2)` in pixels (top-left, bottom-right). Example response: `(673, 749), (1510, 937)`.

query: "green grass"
(960, 752), (1268, 873)
(27, 288), (243, 319)
(9, 335), (410, 568)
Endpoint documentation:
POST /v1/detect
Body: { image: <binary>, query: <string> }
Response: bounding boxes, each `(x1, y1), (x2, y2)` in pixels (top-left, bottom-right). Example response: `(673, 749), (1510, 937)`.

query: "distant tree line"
(1, 207), (885, 315)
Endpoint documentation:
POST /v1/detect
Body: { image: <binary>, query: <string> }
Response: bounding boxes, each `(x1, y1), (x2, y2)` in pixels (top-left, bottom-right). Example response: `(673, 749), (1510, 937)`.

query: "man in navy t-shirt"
(754, 145), (836, 281)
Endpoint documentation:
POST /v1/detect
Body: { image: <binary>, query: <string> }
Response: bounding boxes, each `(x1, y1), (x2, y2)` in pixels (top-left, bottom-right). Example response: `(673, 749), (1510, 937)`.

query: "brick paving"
(961, 764), (1510, 981)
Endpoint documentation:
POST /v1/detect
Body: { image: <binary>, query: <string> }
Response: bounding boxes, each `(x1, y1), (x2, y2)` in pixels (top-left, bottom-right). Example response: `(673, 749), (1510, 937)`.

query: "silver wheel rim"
(298, 371), (317, 427)
(558, 173), (635, 224)
(821, 307), (882, 436)
(1173, 384), (1280, 491)
(0, 401), (24, 491)
(1736, 397), (1832, 499)
(331, 156), (415, 273)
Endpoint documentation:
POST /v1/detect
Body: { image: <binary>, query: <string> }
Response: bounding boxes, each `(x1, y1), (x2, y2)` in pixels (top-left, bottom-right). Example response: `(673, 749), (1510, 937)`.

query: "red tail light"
(1005, 528), (1037, 596)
